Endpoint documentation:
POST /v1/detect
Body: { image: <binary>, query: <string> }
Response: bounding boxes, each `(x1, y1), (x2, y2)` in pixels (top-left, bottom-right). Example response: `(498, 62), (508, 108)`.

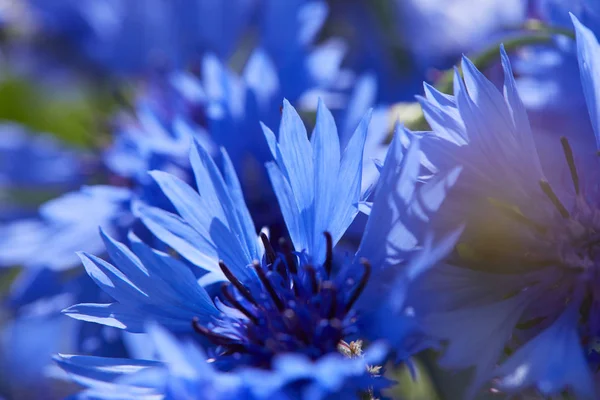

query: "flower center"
(191, 232), (371, 368)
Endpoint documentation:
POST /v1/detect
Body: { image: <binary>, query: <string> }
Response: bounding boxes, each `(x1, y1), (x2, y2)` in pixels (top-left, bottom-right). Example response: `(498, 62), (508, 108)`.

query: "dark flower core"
(192, 232), (371, 368)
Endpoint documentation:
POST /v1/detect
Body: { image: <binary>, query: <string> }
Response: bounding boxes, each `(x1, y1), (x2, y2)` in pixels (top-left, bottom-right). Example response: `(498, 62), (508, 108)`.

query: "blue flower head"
(59, 101), (461, 398)
(411, 15), (600, 399)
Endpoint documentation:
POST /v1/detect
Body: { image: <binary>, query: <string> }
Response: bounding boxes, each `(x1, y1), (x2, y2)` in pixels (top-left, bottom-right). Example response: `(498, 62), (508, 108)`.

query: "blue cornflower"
(411, 15), (600, 398)
(0, 5), (351, 396)
(59, 101), (461, 398)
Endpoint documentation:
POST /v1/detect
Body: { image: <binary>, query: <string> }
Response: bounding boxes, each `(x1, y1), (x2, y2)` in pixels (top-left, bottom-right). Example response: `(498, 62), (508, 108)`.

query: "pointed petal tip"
(315, 97), (334, 120)
(571, 13), (594, 40)
(75, 251), (91, 263)
(147, 169), (166, 181)
(98, 228), (120, 249)
(460, 54), (473, 67)
(316, 96), (324, 108)
(219, 146), (230, 159)
(61, 304), (77, 315)
(127, 230), (141, 244)
(499, 44), (511, 64)
(98, 226), (110, 239)
(452, 66), (462, 81)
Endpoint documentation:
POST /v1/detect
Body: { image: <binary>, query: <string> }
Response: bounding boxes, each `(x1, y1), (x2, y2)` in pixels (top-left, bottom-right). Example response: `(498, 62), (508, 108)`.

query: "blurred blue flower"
(411, 17), (600, 398)
(25, 0), (343, 84)
(0, 124), (92, 221)
(0, 269), (79, 400)
(328, 0), (527, 103)
(0, 128), (132, 399)
(0, 268), (130, 400)
(515, 0), (600, 169)
(26, 0), (255, 74)
(535, 0), (600, 29)
(104, 87), (197, 185)
(0, 186), (132, 271)
(394, 0), (527, 69)
(259, 0), (346, 101)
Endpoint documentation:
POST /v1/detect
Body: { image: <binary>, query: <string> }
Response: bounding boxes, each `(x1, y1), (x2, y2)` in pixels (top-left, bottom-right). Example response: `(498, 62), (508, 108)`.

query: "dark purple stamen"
(219, 260), (257, 306)
(253, 261), (285, 311)
(321, 281), (338, 319)
(275, 258), (289, 283)
(283, 309), (310, 344)
(192, 232), (372, 368)
(221, 283), (258, 324)
(561, 136), (580, 195)
(344, 259), (372, 314)
(260, 232), (276, 265)
(540, 180), (570, 218)
(324, 232), (333, 277)
(279, 238), (297, 274)
(305, 265), (319, 294)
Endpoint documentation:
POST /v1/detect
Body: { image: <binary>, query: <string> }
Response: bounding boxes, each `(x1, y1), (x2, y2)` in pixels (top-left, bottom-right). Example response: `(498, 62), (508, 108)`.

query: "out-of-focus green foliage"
(0, 74), (118, 148)
(0, 268), (20, 299)
(386, 358), (440, 400)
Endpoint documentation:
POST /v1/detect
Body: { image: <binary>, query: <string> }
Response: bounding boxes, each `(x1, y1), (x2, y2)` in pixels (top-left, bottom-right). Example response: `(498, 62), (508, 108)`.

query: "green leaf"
(0, 74), (120, 148)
